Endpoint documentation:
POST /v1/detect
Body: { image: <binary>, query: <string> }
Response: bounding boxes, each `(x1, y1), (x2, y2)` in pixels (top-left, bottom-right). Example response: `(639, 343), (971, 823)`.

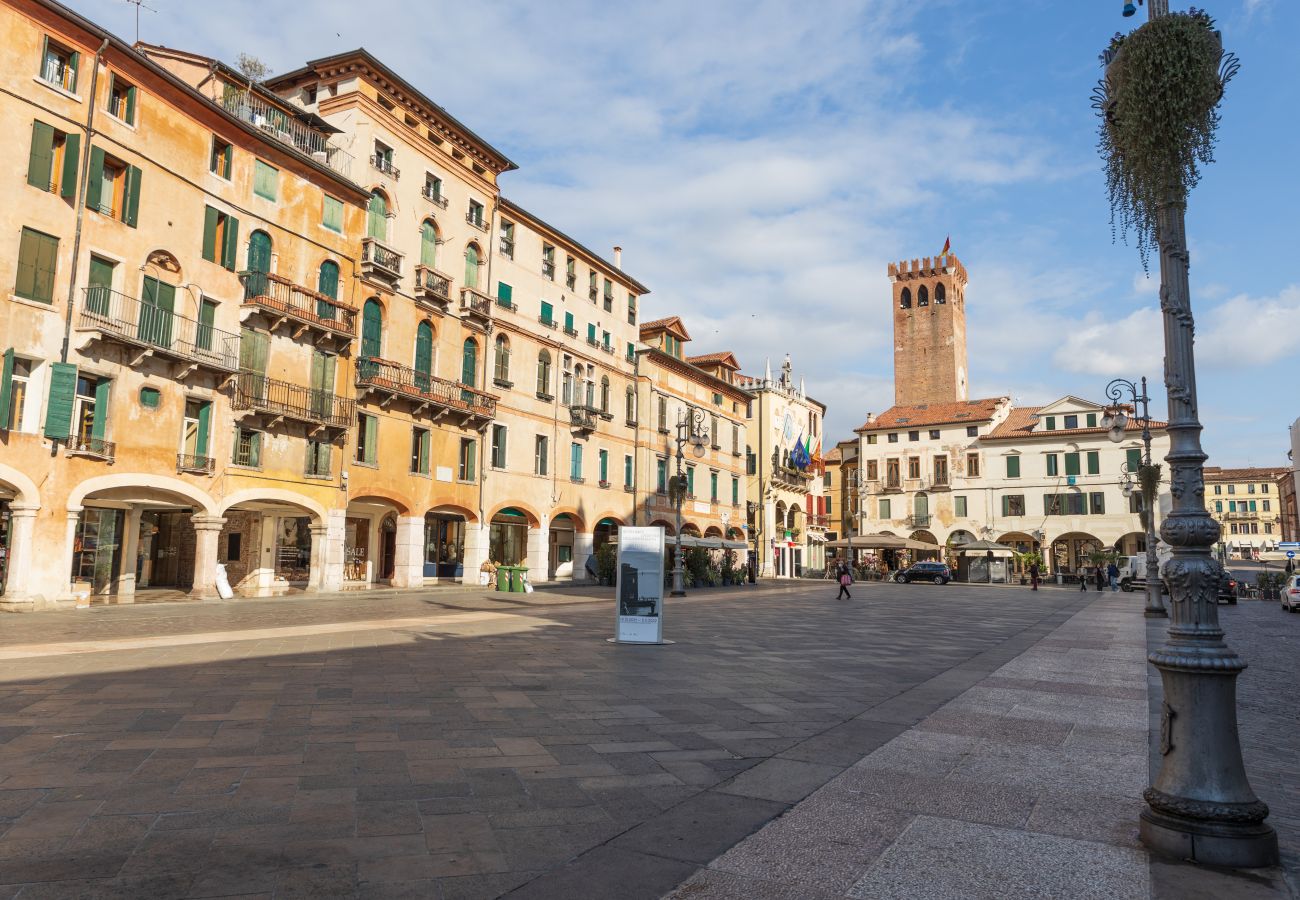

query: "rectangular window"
(570, 442), (583, 481)
(180, 399), (211, 460)
(731, 476), (739, 505)
(955, 496), (968, 517)
(710, 471), (718, 502)
(1262, 483), (1270, 494)
(1263, 500), (1271, 512)
(867, 434), (877, 445)
(106, 74), (137, 125)
(657, 458), (667, 492)
(1, 354), (32, 433)
(563, 311), (575, 334)
(588, 271), (598, 302)
(541, 244), (555, 280)
(933, 455), (949, 486)
(887, 433), (898, 444)
(1046, 454), (1059, 477)
(624, 454), (633, 489)
(1215, 500), (1223, 512)
(1090, 492), (1105, 514)
(535, 435), (548, 475)
(201, 206), (240, 270)
(686, 465), (695, 497)
(27, 120), (79, 197)
(878, 498), (891, 519)
(1086, 451), (1100, 475)
(322, 195), (343, 232)
(499, 221), (515, 258)
(490, 424), (507, 468)
(425, 174), (444, 205)
(966, 425), (978, 437)
(232, 426), (261, 468)
(1063, 414), (1078, 429)
(305, 438), (331, 478)
(1247, 483), (1256, 494)
(468, 200), (484, 227)
(15, 227), (59, 303)
(1064, 452), (1080, 477)
(497, 281), (513, 309)
(885, 459), (900, 487)
(599, 449), (609, 484)
(908, 430), (919, 442)
(907, 456), (920, 479)
(1002, 494), (1025, 516)
(587, 323), (597, 344)
(253, 160), (278, 201)
(928, 429), (940, 440)
(210, 136), (232, 179)
(602, 330), (611, 350)
(1086, 412), (1097, 428)
(458, 437), (476, 481)
(566, 256), (577, 289)
(602, 279), (613, 312)
(628, 294), (637, 325)
(540, 301), (554, 326)
(356, 413), (378, 465)
(732, 424), (740, 455)
(1006, 456), (1020, 478)
(39, 37), (80, 93)
(866, 459), (879, 480)
(85, 148), (141, 226)
(411, 427), (431, 474)
(1227, 485), (1235, 495)
(1045, 416), (1056, 431)
(965, 452), (980, 478)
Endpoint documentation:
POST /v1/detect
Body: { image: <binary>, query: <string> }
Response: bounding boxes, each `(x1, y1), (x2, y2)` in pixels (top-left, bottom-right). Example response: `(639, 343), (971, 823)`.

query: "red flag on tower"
(941, 235), (951, 256)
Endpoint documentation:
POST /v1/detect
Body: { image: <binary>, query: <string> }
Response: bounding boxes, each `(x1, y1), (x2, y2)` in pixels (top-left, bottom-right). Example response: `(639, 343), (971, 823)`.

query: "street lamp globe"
(691, 441), (706, 459)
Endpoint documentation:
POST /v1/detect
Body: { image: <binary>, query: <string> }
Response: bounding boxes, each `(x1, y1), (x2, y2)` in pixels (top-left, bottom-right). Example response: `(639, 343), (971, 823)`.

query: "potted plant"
(594, 543), (617, 586)
(686, 548), (711, 589)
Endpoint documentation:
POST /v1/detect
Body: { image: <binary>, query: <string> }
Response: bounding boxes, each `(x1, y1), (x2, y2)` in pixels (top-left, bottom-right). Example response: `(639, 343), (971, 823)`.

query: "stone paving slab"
(666, 595), (1155, 899)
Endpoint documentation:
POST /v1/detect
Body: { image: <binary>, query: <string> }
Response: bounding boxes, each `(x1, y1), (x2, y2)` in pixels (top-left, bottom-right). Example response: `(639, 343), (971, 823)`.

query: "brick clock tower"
(888, 254), (969, 407)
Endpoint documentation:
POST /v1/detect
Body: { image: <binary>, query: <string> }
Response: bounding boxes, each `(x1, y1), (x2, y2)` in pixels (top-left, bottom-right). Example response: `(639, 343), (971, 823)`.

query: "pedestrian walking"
(1029, 561), (1040, 591)
(1080, 568), (1088, 592)
(1095, 567), (1106, 592)
(836, 563), (853, 600)
(1107, 561), (1120, 592)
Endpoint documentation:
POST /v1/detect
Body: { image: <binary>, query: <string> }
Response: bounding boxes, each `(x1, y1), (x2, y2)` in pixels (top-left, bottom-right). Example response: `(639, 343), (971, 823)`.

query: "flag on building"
(941, 235), (951, 256)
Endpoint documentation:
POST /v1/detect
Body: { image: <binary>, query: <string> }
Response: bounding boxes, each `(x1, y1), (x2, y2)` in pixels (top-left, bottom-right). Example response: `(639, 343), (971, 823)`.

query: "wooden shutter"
(1064, 453), (1080, 477)
(414, 323), (433, 376)
(461, 340), (476, 386)
(361, 300), (383, 359)
(27, 121), (55, 190)
(197, 298), (216, 351)
(67, 50), (79, 89)
(60, 132), (79, 200)
(43, 363), (77, 439)
(1086, 451), (1100, 475)
(317, 261), (339, 299)
(466, 439), (476, 480)
(497, 282), (512, 305)
(125, 84), (136, 125)
(195, 401), (211, 456)
(364, 415), (378, 464)
(123, 165), (142, 227)
(541, 301), (553, 323)
(85, 146), (104, 210)
(0, 349), (13, 429)
(1126, 448), (1141, 470)
(90, 379), (111, 442)
(222, 144), (232, 179)
(202, 206), (219, 262)
(420, 221), (437, 266)
(249, 431), (261, 469)
(222, 215), (240, 270)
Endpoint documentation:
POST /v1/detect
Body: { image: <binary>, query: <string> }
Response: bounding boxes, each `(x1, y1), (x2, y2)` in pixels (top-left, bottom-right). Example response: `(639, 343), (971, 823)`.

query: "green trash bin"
(495, 567), (510, 592)
(510, 566), (530, 593)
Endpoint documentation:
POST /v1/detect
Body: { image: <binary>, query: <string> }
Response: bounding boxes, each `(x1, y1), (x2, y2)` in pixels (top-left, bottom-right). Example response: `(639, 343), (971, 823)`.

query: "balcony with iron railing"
(239, 272), (356, 342)
(370, 154), (400, 180)
(570, 405), (598, 433)
(460, 287), (493, 326)
(538, 314), (557, 330)
(219, 85), (353, 178)
(423, 185), (449, 208)
(177, 453), (215, 475)
(231, 371), (355, 429)
(466, 212), (489, 232)
(563, 324), (579, 338)
(772, 465), (815, 487)
(77, 287), (241, 374)
(414, 265), (453, 311)
(907, 514), (931, 529)
(356, 357), (496, 424)
(360, 237), (403, 284)
(883, 477), (903, 493)
(930, 471), (951, 490)
(1222, 511), (1261, 521)
(67, 434), (115, 460)
(541, 260), (555, 281)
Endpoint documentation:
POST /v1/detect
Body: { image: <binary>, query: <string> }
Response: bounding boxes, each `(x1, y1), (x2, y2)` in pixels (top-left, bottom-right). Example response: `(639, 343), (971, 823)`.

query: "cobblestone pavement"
(0, 581), (1088, 899)
(668, 593), (1153, 900)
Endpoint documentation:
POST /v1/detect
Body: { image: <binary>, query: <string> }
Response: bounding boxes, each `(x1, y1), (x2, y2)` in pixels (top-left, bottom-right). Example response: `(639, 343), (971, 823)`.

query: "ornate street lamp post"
(1098, 0), (1275, 867)
(669, 408), (708, 597)
(1104, 376), (1165, 618)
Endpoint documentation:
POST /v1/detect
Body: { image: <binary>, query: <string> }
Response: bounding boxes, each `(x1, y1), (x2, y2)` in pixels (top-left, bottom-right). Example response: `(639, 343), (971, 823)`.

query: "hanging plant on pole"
(1092, 8), (1239, 267)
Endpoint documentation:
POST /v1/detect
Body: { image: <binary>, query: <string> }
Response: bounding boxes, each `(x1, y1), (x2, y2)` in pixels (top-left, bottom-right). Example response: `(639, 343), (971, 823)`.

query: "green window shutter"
(27, 120), (55, 190)
(125, 85), (137, 125)
(497, 282), (512, 304)
(1126, 448), (1142, 470)
(249, 431), (261, 469)
(1086, 412), (1097, 428)
(324, 196), (344, 233)
(195, 401), (211, 456)
(0, 349), (13, 429)
(61, 132), (79, 200)
(202, 206), (218, 262)
(317, 261), (340, 300)
(85, 145), (104, 211)
(1045, 416), (1056, 431)
(39, 36), (48, 78)
(564, 311), (574, 331)
(419, 220), (436, 264)
(414, 322), (433, 376)
(67, 50), (79, 90)
(222, 215), (240, 270)
(91, 379), (111, 441)
(1006, 456), (1020, 478)
(420, 429), (431, 473)
(223, 144), (233, 179)
(461, 340), (477, 386)
(1086, 451), (1100, 475)
(361, 299), (383, 359)
(16, 228), (59, 304)
(541, 301), (553, 323)
(364, 414), (378, 464)
(254, 161), (277, 200)
(1064, 453), (1080, 477)
(1046, 455), (1058, 477)
(197, 298), (216, 350)
(123, 165), (142, 227)
(587, 323), (596, 342)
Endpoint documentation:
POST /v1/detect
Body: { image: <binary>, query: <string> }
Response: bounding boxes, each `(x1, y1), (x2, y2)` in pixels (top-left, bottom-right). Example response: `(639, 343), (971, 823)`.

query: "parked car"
(1283, 575), (1300, 613)
(894, 562), (952, 585)
(1219, 570), (1238, 605)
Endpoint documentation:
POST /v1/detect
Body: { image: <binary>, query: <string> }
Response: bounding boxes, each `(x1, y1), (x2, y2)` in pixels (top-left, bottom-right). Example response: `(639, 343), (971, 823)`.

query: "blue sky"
(73, 0), (1296, 467)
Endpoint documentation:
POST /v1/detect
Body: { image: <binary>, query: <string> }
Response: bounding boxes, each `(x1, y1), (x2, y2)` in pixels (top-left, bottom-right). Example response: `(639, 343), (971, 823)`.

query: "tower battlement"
(887, 254), (968, 286)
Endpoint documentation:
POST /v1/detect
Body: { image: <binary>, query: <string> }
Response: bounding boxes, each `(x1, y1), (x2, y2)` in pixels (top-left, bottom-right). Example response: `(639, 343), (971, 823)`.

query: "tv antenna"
(123, 0), (156, 44)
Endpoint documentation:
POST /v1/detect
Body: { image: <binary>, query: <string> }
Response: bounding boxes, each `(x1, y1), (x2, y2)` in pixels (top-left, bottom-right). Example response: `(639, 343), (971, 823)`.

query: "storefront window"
(424, 513), (465, 578)
(71, 508), (124, 595)
(489, 512), (528, 565)
(275, 516), (312, 582)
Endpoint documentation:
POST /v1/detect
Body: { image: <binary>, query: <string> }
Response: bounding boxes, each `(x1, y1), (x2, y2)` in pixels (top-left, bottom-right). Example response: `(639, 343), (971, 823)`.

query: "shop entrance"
(71, 508), (125, 596)
(489, 509), (529, 566)
(424, 512), (466, 578)
(274, 516), (312, 582)
(380, 514), (397, 582)
(0, 500), (10, 596)
(137, 510), (196, 589)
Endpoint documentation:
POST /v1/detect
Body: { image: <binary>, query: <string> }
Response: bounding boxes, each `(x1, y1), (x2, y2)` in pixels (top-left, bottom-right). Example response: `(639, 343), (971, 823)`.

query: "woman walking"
(836, 562), (853, 600)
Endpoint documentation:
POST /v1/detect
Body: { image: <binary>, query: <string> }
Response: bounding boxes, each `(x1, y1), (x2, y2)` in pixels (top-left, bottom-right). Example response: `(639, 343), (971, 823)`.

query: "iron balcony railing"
(361, 237), (403, 280)
(907, 514), (931, 528)
(370, 154), (400, 179)
(466, 212), (489, 232)
(177, 453), (215, 474)
(570, 406), (597, 431)
(499, 238), (515, 259)
(79, 287), (241, 372)
(423, 186), (449, 208)
(541, 260), (555, 280)
(219, 85), (353, 178)
(931, 472), (951, 488)
(538, 314), (557, 329)
(414, 265), (453, 303)
(68, 434), (115, 459)
(239, 271), (356, 338)
(563, 325), (579, 337)
(232, 371), (355, 428)
(460, 287), (493, 320)
(566, 274), (577, 290)
(883, 477), (903, 492)
(356, 357), (497, 419)
(41, 58), (78, 92)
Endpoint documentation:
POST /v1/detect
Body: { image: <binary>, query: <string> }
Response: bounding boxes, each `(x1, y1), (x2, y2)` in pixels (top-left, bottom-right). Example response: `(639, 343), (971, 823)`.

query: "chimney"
(613, 246), (622, 269)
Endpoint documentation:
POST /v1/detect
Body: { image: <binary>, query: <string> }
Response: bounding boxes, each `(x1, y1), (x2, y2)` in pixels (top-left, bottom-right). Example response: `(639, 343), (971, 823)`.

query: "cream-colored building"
(634, 317), (748, 545)
(739, 356), (828, 577)
(1203, 466), (1287, 558)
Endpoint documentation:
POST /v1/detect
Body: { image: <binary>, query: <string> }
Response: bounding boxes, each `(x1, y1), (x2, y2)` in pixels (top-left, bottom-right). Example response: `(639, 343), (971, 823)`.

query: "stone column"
(573, 531), (595, 583)
(392, 515), (424, 589)
(0, 505), (40, 612)
(462, 521), (489, 586)
(114, 506), (142, 604)
(527, 520), (549, 584)
(189, 515), (227, 600)
(308, 523), (330, 592)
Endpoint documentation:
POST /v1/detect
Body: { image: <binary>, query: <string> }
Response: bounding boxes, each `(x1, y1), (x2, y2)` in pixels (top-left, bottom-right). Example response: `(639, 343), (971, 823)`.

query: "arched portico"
(219, 493), (331, 595)
(424, 504), (476, 581)
(1050, 531), (1103, 576)
(346, 493), (416, 587)
(0, 466), (41, 608)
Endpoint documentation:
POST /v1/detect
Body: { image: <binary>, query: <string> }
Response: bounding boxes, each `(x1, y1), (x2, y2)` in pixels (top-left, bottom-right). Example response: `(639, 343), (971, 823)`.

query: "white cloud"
(1199, 285), (1300, 365)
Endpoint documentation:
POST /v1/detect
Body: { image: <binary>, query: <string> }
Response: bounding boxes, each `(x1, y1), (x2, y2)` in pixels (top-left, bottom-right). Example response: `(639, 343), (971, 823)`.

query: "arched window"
(361, 298), (383, 360)
(464, 244), (480, 290)
(917, 285), (929, 307)
(934, 282), (946, 304)
(461, 337), (478, 387)
(626, 386), (636, 422)
(600, 376), (610, 414)
(420, 220), (438, 268)
(366, 190), (388, 241)
(493, 334), (511, 385)
(536, 350), (551, 396)
(899, 287), (911, 309)
(316, 260), (340, 321)
(414, 320), (434, 391)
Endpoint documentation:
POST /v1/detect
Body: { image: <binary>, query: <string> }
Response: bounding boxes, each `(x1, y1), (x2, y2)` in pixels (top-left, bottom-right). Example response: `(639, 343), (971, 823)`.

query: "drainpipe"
(58, 38), (111, 368)
(632, 348), (642, 526)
